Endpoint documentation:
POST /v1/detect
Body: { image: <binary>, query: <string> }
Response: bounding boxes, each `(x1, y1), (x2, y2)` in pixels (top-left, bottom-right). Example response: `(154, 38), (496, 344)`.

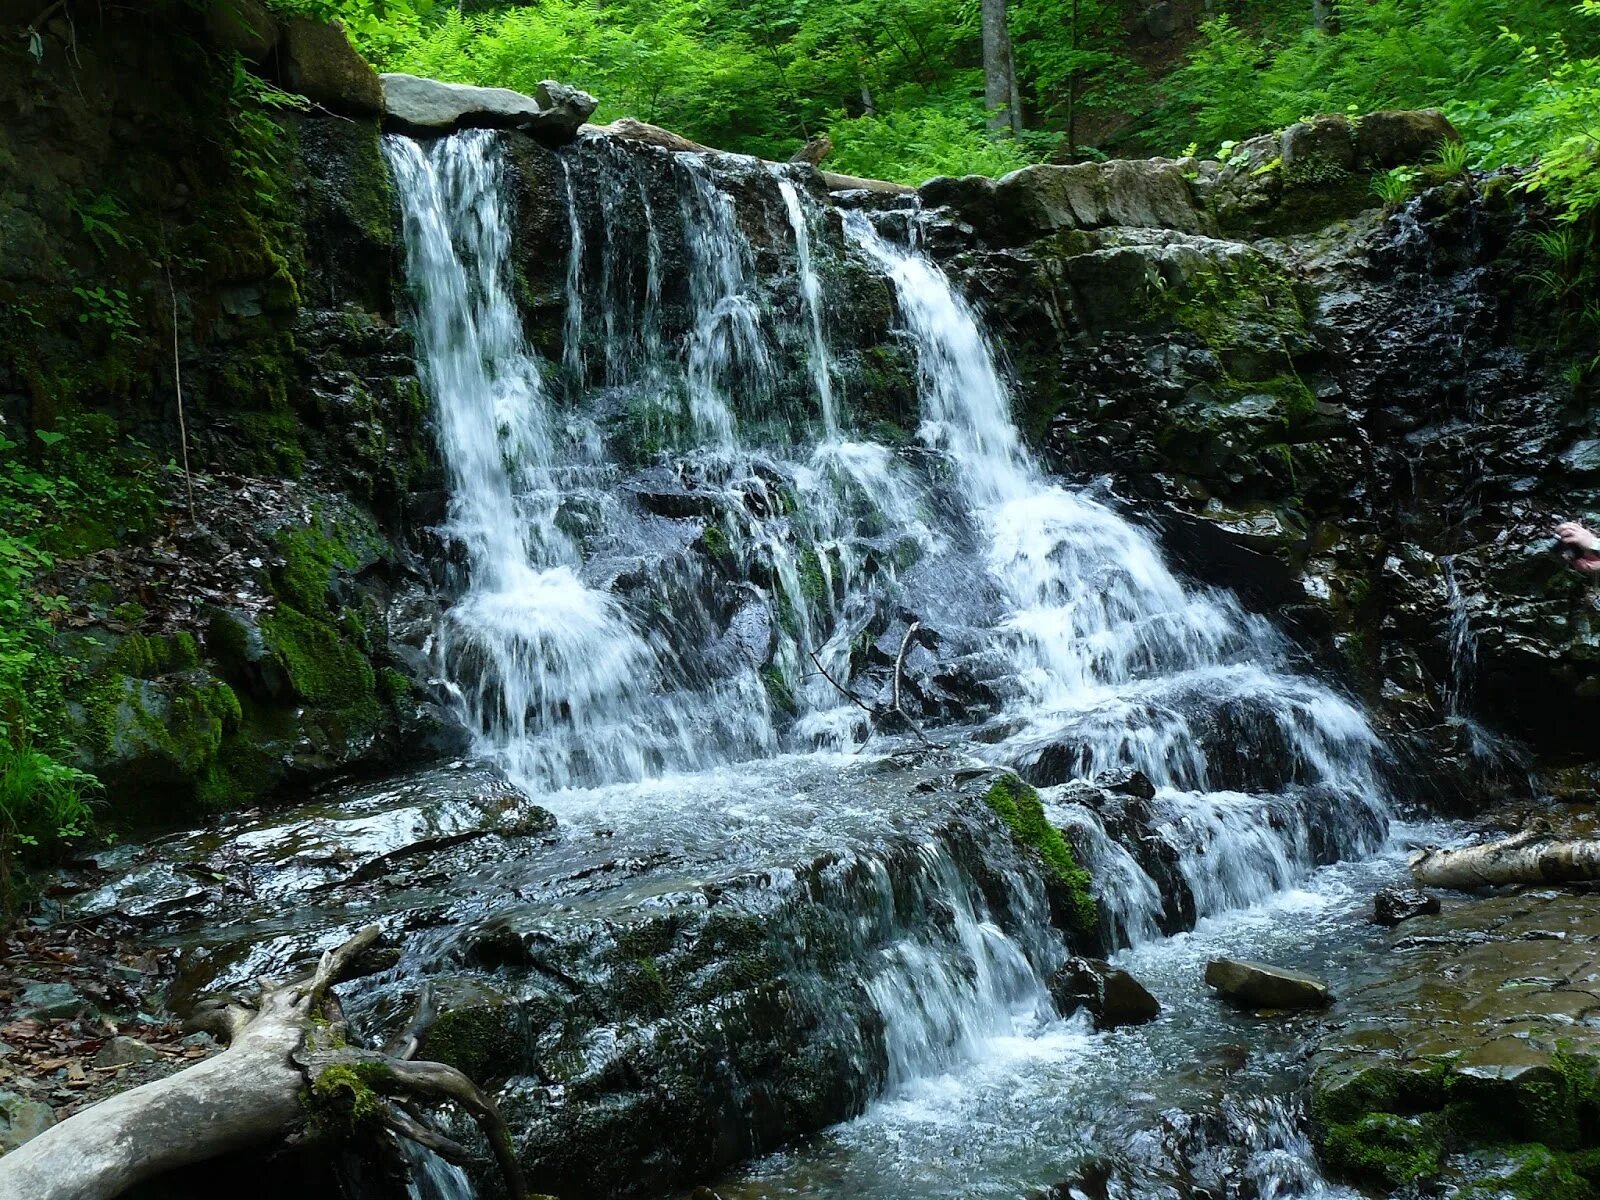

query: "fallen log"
(0, 926), (525, 1200)
(1409, 824), (1600, 890)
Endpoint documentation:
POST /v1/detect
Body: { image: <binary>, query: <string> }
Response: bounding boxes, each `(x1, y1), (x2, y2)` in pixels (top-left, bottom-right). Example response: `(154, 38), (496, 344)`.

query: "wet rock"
(1204, 958), (1331, 1009)
(93, 1036), (159, 1067)
(279, 18), (383, 117)
(1371, 886), (1440, 926)
(1049, 956), (1161, 1029)
(382, 74), (596, 144)
(1354, 109), (1460, 169)
(0, 1090), (56, 1153)
(17, 981), (91, 1021)
(1310, 889), (1600, 1193)
(1093, 768), (1155, 801)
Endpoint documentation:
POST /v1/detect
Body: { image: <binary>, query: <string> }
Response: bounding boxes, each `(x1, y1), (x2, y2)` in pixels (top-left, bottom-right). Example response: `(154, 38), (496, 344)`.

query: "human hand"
(1557, 521), (1600, 552)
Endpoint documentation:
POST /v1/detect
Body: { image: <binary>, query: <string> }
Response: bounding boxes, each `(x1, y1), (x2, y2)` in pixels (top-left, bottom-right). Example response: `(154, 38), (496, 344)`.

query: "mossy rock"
(982, 774), (1098, 939)
(417, 987), (526, 1086)
(259, 604), (382, 727)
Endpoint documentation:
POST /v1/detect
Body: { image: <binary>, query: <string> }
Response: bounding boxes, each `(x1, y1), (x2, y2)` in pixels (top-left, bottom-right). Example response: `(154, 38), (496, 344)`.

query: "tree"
(981, 0), (1023, 134)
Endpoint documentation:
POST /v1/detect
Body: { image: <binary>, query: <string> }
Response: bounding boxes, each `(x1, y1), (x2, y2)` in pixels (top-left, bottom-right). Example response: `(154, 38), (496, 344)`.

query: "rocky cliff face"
(1, 1), (463, 824)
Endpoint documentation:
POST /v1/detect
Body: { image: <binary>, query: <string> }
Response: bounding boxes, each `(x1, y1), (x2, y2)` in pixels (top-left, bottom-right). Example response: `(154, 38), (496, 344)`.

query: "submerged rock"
(1371, 886), (1440, 926)
(380, 73), (596, 143)
(1049, 956), (1161, 1029)
(1204, 958), (1331, 1009)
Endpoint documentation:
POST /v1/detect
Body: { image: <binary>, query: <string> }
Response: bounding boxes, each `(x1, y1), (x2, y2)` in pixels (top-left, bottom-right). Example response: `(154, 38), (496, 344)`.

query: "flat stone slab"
(380, 73), (596, 144)
(1205, 957), (1332, 1009)
(1310, 888), (1600, 1192)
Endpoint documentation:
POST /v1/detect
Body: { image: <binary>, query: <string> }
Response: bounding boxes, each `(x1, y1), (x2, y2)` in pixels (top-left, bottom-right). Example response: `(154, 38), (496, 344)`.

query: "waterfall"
(842, 210), (1390, 933)
(386, 131), (774, 790)
(774, 169), (840, 435)
(379, 132), (1401, 1198)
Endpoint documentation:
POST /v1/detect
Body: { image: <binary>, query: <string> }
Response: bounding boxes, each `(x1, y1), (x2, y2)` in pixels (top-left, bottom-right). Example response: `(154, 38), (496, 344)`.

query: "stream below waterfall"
(73, 125), (1455, 1200)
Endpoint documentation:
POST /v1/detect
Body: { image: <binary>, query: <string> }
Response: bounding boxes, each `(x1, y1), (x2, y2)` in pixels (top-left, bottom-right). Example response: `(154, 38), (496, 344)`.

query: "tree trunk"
(981, 0), (1021, 135)
(1410, 827), (1600, 889)
(1310, 0), (1337, 32)
(0, 928), (526, 1200)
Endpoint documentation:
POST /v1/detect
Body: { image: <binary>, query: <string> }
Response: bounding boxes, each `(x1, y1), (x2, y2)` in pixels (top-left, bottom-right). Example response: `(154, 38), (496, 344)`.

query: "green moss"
(701, 523), (731, 561)
(1321, 1112), (1446, 1189)
(983, 774), (1098, 939)
(1165, 256), (1306, 353)
(302, 1061), (394, 1140)
(1460, 1145), (1600, 1200)
(755, 668), (793, 713)
(615, 956), (672, 1017)
(420, 1004), (524, 1085)
(271, 511), (384, 614)
(377, 667), (412, 703)
(259, 604), (379, 722)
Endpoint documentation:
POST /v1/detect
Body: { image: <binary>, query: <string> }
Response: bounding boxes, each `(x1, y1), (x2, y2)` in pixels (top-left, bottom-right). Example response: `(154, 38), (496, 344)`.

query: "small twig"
(165, 259), (195, 522)
(806, 647), (877, 717)
(379, 1109), (472, 1164)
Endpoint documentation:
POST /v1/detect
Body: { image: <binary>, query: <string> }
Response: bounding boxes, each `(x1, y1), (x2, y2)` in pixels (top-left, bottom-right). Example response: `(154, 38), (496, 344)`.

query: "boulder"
(17, 981), (90, 1021)
(1049, 956), (1161, 1029)
(1204, 958), (1331, 1009)
(993, 160), (1212, 241)
(1094, 768), (1156, 800)
(1354, 109), (1461, 170)
(279, 19), (383, 118)
(1371, 886), (1441, 927)
(203, 0), (278, 61)
(1281, 115), (1355, 187)
(0, 1091), (56, 1154)
(93, 1036), (159, 1067)
(381, 74), (597, 145)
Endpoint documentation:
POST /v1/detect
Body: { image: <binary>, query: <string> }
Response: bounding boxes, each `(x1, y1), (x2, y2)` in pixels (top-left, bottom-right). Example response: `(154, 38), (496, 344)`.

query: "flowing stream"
(371, 128), (1408, 1198)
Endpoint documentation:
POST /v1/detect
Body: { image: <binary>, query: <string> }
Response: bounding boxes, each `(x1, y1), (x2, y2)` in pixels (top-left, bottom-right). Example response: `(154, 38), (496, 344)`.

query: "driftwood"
(0, 926), (526, 1200)
(1410, 824), (1600, 890)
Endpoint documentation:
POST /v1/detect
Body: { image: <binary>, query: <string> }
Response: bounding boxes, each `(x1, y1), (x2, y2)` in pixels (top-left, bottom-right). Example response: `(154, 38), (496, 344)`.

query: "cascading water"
(386, 131), (774, 790)
(373, 129), (1409, 1199)
(843, 211), (1389, 923)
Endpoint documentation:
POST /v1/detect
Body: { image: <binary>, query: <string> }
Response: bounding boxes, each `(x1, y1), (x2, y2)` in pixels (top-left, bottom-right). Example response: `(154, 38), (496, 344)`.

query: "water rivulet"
(86, 128), (1412, 1198)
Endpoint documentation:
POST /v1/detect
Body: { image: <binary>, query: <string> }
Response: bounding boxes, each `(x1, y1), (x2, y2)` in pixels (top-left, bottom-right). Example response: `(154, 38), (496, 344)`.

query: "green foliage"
(1372, 166), (1419, 209)
(1153, 0), (1600, 221)
(982, 774), (1098, 938)
(828, 105), (1037, 184)
(0, 424), (163, 902)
